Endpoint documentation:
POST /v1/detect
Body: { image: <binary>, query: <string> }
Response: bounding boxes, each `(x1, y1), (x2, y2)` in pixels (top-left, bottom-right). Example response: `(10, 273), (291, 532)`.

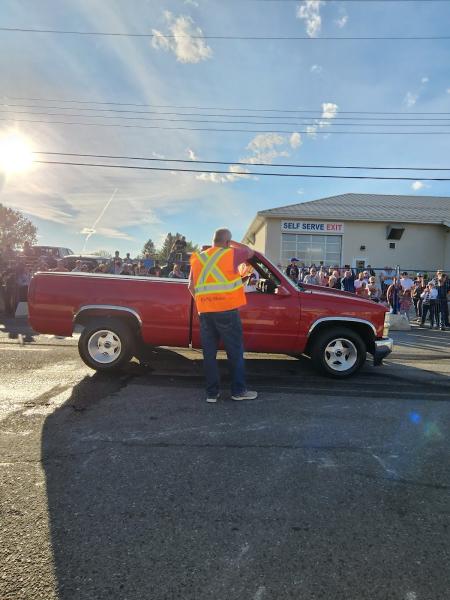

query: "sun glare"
(0, 133), (34, 175)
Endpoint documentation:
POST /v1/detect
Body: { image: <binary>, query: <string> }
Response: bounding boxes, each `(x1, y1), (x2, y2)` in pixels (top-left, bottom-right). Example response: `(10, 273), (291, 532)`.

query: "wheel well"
(74, 309), (141, 336)
(305, 321), (375, 356)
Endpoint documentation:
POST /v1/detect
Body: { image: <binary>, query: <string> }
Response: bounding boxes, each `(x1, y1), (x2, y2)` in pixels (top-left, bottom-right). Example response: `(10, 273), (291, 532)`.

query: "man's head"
(401, 271), (408, 277)
(213, 228), (232, 248)
(290, 257), (299, 265)
(114, 250), (120, 257)
(309, 267), (317, 275)
(344, 270), (352, 278)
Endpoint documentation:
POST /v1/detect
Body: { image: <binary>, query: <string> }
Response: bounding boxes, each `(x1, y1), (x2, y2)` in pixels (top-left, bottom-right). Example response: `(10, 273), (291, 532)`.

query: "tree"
(0, 203), (37, 250)
(157, 232), (198, 263)
(141, 238), (156, 256)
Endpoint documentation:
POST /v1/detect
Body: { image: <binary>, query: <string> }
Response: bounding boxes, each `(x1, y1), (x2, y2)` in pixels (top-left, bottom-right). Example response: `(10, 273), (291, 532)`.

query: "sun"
(0, 133), (34, 175)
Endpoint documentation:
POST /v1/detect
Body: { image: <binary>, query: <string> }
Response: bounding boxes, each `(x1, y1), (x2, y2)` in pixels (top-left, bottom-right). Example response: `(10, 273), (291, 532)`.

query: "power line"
(4, 102), (450, 122)
(5, 95), (450, 116)
(35, 151), (450, 171)
(34, 159), (450, 181)
(1, 26), (449, 41)
(4, 116), (450, 135)
(4, 109), (450, 128)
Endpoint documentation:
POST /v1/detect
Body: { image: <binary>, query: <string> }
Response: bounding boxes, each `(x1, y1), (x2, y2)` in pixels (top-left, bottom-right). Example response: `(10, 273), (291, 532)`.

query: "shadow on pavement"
(40, 358), (450, 600)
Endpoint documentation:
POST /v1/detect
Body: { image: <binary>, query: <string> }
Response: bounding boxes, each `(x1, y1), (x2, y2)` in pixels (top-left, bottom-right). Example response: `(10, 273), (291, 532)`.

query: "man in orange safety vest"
(189, 228), (258, 403)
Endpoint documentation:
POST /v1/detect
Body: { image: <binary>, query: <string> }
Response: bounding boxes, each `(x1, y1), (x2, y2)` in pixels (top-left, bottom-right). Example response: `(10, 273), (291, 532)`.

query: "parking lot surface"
(0, 319), (449, 600)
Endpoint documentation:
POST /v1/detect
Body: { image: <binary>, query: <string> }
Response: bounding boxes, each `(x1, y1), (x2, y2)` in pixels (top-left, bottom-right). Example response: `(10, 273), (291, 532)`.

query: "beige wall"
(249, 218), (449, 271)
(342, 222), (447, 271)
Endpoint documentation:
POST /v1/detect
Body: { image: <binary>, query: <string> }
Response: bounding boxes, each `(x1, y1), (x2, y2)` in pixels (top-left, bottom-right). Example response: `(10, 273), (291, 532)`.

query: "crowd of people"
(283, 258), (450, 330)
(0, 239), (191, 315)
(1, 241), (449, 331)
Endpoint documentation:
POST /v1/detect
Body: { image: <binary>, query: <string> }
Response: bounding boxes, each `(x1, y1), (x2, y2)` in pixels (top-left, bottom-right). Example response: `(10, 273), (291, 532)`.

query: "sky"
(1, 0), (450, 256)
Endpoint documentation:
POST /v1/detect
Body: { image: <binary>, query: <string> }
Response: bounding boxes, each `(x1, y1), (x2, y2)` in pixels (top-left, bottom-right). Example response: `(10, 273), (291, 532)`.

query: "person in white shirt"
(303, 267), (320, 285)
(400, 272), (414, 292)
(420, 282), (439, 328)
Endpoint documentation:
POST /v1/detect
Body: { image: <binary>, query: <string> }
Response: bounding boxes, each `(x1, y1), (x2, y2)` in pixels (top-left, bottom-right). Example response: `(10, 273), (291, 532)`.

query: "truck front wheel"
(310, 327), (366, 378)
(78, 318), (135, 371)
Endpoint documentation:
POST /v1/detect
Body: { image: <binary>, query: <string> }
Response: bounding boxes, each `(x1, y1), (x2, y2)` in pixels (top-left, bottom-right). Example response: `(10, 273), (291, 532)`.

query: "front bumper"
(373, 337), (394, 366)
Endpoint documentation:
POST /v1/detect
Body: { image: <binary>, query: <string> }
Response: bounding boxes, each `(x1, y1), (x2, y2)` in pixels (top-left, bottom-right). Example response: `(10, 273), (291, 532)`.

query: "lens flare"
(0, 133), (34, 174)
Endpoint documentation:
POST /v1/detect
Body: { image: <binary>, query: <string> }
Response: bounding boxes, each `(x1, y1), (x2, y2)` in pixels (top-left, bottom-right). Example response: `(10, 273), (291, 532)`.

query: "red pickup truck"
(28, 251), (393, 378)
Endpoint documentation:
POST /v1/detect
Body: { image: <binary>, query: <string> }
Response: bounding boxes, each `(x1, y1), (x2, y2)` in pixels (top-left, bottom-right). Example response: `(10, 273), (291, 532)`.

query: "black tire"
(78, 317), (136, 371)
(310, 326), (366, 378)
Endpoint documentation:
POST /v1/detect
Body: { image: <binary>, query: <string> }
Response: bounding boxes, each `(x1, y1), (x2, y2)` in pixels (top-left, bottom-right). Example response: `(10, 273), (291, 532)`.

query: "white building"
(242, 193), (450, 272)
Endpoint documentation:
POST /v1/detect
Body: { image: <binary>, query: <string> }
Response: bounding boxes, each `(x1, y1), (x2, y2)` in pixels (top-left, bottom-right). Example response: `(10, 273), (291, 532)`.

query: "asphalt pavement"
(0, 317), (449, 600)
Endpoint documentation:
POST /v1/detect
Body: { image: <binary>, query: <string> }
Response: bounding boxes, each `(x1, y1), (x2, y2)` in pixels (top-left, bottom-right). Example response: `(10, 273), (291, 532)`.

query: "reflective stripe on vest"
(194, 248), (243, 295)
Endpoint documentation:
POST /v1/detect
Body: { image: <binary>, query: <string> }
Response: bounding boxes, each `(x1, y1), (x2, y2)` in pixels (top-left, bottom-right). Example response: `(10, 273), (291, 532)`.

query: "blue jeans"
(199, 309), (246, 397)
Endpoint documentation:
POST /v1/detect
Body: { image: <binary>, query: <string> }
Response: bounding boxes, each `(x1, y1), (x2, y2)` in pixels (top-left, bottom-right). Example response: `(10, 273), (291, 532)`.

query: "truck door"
(239, 258), (301, 353)
(190, 257), (301, 354)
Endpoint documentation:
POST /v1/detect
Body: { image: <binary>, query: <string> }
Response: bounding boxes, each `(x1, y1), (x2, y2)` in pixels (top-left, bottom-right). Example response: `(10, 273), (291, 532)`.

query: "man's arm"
(230, 240), (254, 258)
(230, 241), (254, 270)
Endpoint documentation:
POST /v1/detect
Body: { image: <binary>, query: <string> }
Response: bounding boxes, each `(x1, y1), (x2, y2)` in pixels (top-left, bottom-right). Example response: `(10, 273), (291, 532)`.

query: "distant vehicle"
(16, 246), (74, 268)
(28, 250), (393, 378)
(30, 245), (73, 259)
(63, 254), (110, 271)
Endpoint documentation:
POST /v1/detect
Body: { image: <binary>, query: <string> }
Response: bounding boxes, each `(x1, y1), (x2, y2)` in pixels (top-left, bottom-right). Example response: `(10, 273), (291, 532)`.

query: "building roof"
(259, 193), (450, 222)
(243, 193), (450, 242)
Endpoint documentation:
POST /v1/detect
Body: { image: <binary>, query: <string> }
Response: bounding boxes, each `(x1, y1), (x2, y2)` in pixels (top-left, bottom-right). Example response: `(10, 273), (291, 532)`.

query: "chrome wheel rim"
(87, 329), (122, 364)
(324, 337), (358, 372)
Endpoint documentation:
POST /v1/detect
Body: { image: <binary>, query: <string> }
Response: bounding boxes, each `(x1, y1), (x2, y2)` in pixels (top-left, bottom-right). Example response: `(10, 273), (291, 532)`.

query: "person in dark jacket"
(341, 270), (355, 293)
(436, 272), (450, 330)
(285, 258), (300, 283)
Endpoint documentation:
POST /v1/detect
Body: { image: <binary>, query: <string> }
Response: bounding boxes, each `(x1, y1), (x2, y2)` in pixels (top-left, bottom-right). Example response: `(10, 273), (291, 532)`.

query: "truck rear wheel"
(78, 318), (136, 371)
(310, 327), (366, 378)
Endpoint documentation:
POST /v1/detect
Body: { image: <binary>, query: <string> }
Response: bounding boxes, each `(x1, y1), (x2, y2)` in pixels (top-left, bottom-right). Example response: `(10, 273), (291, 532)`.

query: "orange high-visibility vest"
(190, 247), (246, 313)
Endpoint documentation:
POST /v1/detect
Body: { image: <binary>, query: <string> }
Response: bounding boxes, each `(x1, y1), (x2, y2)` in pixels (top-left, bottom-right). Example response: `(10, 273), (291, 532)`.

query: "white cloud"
(321, 102), (338, 119)
(184, 0), (199, 6)
(411, 181), (425, 191)
(296, 1), (323, 38)
(152, 12), (212, 63)
(243, 149), (289, 164)
(247, 133), (286, 152)
(290, 132), (302, 149)
(187, 147), (197, 160)
(310, 64), (322, 74)
(335, 15), (348, 28)
(306, 125), (318, 138)
(421, 77), (429, 84)
(447, 88), (450, 94)
(404, 92), (418, 108)
(195, 165), (253, 184)
(297, 188), (304, 195)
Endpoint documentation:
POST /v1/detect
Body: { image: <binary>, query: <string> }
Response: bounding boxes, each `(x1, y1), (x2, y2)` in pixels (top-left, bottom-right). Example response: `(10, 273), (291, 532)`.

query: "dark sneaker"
(206, 394), (220, 404)
(231, 390), (258, 401)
